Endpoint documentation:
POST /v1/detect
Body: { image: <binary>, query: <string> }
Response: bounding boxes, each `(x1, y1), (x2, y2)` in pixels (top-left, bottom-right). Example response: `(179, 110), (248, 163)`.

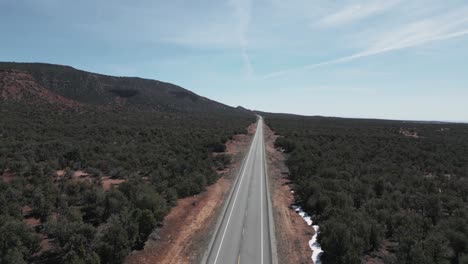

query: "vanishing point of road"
(204, 116), (277, 264)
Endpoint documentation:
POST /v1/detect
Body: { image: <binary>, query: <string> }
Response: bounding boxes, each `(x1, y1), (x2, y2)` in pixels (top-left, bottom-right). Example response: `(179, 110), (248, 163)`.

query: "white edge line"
(213, 120), (260, 264)
(260, 118), (264, 264)
(262, 117), (279, 264)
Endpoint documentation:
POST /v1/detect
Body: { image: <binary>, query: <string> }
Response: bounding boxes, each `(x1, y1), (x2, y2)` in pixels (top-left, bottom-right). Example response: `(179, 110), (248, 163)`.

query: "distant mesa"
(0, 62), (249, 115)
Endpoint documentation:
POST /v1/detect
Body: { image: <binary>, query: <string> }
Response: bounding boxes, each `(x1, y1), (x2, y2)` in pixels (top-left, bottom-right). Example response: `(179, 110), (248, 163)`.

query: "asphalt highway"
(205, 116), (276, 264)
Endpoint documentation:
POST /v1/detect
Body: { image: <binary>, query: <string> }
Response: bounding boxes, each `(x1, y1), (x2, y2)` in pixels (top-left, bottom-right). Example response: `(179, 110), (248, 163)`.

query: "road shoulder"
(125, 123), (257, 264)
(264, 123), (314, 264)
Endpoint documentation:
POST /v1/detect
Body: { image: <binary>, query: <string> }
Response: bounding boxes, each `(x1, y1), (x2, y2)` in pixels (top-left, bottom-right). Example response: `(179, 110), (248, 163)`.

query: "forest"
(0, 102), (254, 264)
(266, 115), (468, 264)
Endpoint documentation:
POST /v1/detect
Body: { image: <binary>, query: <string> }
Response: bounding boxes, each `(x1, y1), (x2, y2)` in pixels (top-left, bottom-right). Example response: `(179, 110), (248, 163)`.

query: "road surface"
(205, 116), (276, 264)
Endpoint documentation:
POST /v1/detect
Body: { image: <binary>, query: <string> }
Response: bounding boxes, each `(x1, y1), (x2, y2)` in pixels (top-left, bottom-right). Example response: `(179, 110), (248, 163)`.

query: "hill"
(0, 62), (255, 263)
(0, 62), (247, 114)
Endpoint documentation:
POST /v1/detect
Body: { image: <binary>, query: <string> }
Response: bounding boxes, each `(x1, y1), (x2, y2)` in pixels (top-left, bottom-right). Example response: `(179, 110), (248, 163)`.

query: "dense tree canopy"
(0, 102), (254, 263)
(266, 115), (468, 264)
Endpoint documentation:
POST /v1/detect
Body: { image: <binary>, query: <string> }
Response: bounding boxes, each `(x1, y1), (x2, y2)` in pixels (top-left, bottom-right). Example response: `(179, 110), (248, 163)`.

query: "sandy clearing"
(101, 176), (126, 191)
(1, 170), (15, 183)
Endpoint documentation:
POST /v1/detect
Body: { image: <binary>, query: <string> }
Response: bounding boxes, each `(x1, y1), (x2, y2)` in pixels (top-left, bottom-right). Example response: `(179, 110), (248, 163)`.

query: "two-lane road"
(205, 116), (276, 264)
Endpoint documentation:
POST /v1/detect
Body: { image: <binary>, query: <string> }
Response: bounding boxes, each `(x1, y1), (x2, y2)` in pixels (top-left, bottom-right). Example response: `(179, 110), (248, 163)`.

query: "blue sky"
(1, 0), (467, 121)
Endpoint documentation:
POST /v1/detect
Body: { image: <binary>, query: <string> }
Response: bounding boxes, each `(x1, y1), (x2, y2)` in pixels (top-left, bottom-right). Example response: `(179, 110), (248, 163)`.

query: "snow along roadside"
(291, 201), (324, 264)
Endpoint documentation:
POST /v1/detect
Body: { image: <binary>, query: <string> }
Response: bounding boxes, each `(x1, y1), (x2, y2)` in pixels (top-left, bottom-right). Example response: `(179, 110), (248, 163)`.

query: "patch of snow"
(292, 205), (323, 264)
(310, 225), (323, 264)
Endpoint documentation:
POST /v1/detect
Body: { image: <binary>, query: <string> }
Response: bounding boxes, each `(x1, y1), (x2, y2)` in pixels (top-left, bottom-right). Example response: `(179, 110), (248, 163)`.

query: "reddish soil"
(55, 170), (90, 180)
(223, 122), (257, 156)
(11, 168), (126, 254)
(0, 69), (81, 108)
(37, 234), (54, 254)
(1, 170), (15, 183)
(264, 124), (314, 264)
(21, 205), (33, 216)
(55, 170), (66, 177)
(55, 170), (126, 191)
(101, 176), (126, 191)
(73, 170), (88, 178)
(22, 206), (54, 254)
(24, 217), (41, 228)
(2, 122), (257, 261)
(364, 240), (397, 264)
(125, 123), (257, 264)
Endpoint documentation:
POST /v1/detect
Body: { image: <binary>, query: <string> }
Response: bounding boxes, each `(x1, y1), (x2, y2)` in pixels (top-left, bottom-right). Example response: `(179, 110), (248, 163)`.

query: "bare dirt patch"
(264, 124), (314, 264)
(73, 170), (89, 178)
(21, 205), (33, 216)
(55, 170), (126, 191)
(125, 122), (257, 264)
(21, 206), (55, 254)
(0, 69), (82, 108)
(399, 128), (419, 138)
(1, 170), (15, 183)
(101, 176), (126, 191)
(55, 170), (66, 177)
(24, 217), (41, 228)
(364, 240), (397, 264)
(37, 234), (54, 254)
(55, 170), (90, 180)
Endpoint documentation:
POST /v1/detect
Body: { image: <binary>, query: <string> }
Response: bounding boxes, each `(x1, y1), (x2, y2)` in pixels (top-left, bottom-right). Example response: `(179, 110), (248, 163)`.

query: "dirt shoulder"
(264, 123), (314, 264)
(125, 123), (257, 264)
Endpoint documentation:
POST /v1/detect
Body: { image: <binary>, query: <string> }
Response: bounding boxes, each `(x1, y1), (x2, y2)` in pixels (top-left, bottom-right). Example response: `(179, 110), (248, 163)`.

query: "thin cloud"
(263, 8), (468, 79)
(297, 85), (377, 94)
(319, 0), (400, 27)
(230, 0), (254, 76)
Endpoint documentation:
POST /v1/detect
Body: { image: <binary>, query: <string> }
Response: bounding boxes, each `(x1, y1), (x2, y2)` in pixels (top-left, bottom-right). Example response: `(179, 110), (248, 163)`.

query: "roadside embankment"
(264, 124), (315, 264)
(125, 123), (257, 264)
